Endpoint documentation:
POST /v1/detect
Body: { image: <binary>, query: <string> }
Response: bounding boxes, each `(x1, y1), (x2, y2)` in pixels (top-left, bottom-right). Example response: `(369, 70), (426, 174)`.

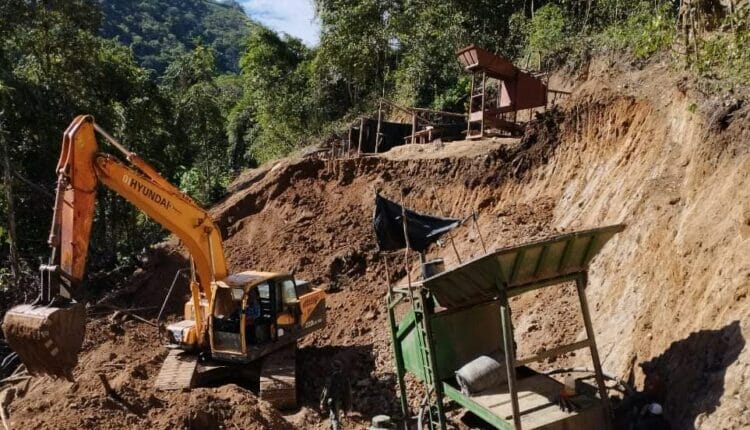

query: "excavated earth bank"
(6, 60), (750, 429)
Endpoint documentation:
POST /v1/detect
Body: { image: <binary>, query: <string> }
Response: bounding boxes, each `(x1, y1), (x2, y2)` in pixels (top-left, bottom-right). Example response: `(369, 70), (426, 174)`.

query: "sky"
(239, 0), (321, 46)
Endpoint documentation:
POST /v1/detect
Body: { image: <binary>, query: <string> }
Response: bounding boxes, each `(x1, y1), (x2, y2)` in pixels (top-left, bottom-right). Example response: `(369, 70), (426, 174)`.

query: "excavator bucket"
(2, 302), (85, 380)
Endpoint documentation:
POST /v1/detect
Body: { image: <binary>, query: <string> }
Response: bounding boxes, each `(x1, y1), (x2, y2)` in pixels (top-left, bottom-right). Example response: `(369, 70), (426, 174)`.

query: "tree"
(0, 0), (181, 276)
(163, 45), (230, 204)
(314, 0), (394, 108)
(237, 27), (315, 163)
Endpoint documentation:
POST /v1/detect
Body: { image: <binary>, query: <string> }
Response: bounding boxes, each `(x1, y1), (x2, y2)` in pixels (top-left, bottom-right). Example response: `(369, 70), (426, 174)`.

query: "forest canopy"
(0, 0), (746, 287)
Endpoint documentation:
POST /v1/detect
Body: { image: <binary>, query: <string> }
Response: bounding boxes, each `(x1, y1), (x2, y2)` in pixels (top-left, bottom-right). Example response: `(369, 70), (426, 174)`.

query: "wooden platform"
(444, 374), (604, 430)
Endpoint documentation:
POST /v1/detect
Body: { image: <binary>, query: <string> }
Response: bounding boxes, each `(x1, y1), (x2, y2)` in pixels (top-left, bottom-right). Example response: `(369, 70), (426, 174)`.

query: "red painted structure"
(457, 45), (548, 137)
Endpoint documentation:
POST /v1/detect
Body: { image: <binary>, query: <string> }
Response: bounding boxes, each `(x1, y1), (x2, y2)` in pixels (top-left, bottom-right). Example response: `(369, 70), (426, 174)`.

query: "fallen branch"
(98, 373), (115, 396)
(0, 387), (16, 430)
(89, 305), (157, 314)
(12, 170), (54, 203)
(0, 376), (30, 386)
(101, 363), (125, 370)
(97, 373), (142, 417)
(108, 309), (158, 327)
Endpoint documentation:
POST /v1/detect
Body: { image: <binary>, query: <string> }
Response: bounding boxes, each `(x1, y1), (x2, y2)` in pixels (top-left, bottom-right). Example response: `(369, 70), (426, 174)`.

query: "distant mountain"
(99, 0), (255, 75)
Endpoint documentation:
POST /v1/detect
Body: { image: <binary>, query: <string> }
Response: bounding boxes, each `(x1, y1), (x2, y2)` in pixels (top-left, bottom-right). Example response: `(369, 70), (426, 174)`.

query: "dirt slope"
(6, 59), (750, 429)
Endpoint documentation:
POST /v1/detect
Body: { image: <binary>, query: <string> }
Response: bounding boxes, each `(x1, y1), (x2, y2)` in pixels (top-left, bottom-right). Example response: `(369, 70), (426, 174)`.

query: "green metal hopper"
(386, 224), (625, 430)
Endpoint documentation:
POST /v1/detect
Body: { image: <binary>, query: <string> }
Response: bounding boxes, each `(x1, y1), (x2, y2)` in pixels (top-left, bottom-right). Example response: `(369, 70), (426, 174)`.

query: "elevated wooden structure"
(334, 99), (466, 159)
(457, 45), (548, 138)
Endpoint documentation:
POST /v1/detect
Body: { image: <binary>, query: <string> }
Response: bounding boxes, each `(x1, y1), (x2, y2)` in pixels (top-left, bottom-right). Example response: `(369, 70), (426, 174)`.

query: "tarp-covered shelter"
(350, 117), (412, 154)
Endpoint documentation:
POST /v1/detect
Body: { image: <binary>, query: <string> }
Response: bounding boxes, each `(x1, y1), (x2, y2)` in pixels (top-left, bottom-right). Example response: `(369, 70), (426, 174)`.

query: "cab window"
(281, 279), (298, 304)
(257, 282), (270, 299)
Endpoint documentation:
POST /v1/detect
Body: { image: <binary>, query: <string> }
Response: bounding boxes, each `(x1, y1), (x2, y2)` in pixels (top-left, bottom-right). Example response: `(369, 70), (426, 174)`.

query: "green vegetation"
(600, 2), (676, 60)
(0, 0), (244, 283)
(100, 0), (254, 74)
(234, 27), (317, 163)
(694, 7), (750, 83)
(0, 0), (747, 287)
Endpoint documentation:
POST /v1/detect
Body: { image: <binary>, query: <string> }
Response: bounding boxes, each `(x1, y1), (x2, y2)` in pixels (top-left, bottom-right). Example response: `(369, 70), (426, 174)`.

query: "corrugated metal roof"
(422, 224), (625, 308)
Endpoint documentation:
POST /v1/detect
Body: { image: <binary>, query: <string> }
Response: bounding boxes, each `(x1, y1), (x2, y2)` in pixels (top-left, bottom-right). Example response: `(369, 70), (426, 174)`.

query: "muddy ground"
(4, 58), (750, 429)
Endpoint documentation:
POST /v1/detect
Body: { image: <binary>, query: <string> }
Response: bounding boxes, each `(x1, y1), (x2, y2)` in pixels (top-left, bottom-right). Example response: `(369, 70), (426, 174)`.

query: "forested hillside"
(0, 0), (747, 291)
(0, 0), (243, 289)
(99, 0), (254, 74)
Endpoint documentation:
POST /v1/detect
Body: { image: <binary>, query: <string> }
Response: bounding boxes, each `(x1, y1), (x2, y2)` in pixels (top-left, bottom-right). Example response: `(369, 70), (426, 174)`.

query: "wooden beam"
(411, 107), (467, 118)
(380, 98), (413, 117)
(467, 73), (475, 138)
(347, 126), (353, 157)
(480, 71), (487, 137)
(411, 113), (417, 145)
(358, 117), (366, 156)
(375, 100), (383, 153)
(576, 273), (612, 429)
(516, 339), (590, 366)
(500, 289), (523, 430)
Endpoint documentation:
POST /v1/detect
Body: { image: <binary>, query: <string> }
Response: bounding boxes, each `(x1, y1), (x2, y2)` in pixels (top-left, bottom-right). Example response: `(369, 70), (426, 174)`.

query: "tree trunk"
(1, 122), (19, 283)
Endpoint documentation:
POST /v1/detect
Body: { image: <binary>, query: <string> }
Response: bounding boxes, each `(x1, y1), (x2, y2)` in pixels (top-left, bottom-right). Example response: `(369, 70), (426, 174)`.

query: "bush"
(525, 4), (570, 69)
(694, 7), (750, 82)
(601, 1), (676, 59)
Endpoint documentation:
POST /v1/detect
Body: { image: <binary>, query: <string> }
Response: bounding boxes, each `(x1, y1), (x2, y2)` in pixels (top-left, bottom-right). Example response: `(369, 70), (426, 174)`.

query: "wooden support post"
(411, 112), (417, 145)
(472, 212), (487, 254)
(467, 73), (475, 138)
(480, 71), (487, 137)
(347, 126), (353, 158)
(358, 117), (366, 157)
(576, 272), (612, 429)
(98, 373), (115, 396)
(386, 293), (410, 423)
(432, 189), (461, 264)
(400, 193), (412, 290)
(375, 100), (383, 153)
(499, 287), (523, 430)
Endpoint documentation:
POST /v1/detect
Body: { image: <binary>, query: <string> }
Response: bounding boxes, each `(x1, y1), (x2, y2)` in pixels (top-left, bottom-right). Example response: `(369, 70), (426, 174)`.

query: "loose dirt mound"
(6, 59), (750, 429)
(8, 318), (292, 430)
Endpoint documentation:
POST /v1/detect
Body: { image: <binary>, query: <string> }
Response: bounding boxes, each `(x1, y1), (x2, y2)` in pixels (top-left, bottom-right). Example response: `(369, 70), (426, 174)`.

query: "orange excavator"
(2, 115), (325, 408)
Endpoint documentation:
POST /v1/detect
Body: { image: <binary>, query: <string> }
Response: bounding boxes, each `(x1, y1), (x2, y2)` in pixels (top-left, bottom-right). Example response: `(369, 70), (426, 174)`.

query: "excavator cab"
(208, 271), (326, 363)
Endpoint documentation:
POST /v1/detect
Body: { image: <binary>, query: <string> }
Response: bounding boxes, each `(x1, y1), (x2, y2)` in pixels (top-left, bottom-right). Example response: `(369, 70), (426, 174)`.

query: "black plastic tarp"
(373, 193), (460, 252)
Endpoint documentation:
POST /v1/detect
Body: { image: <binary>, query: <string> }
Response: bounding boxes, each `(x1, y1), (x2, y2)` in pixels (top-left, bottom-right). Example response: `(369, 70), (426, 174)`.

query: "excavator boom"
(3, 115), (228, 379)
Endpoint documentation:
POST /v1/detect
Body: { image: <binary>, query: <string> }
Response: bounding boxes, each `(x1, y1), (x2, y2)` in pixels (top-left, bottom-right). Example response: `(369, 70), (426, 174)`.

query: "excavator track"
(154, 349), (198, 390)
(259, 343), (297, 410)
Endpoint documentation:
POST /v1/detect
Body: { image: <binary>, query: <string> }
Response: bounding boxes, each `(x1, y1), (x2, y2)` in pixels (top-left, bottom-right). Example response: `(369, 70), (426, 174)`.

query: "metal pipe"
(156, 268), (189, 324)
(93, 123), (131, 157)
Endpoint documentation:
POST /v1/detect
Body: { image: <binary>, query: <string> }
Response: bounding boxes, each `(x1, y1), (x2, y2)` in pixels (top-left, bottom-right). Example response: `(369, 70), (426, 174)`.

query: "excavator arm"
(3, 115), (228, 378)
